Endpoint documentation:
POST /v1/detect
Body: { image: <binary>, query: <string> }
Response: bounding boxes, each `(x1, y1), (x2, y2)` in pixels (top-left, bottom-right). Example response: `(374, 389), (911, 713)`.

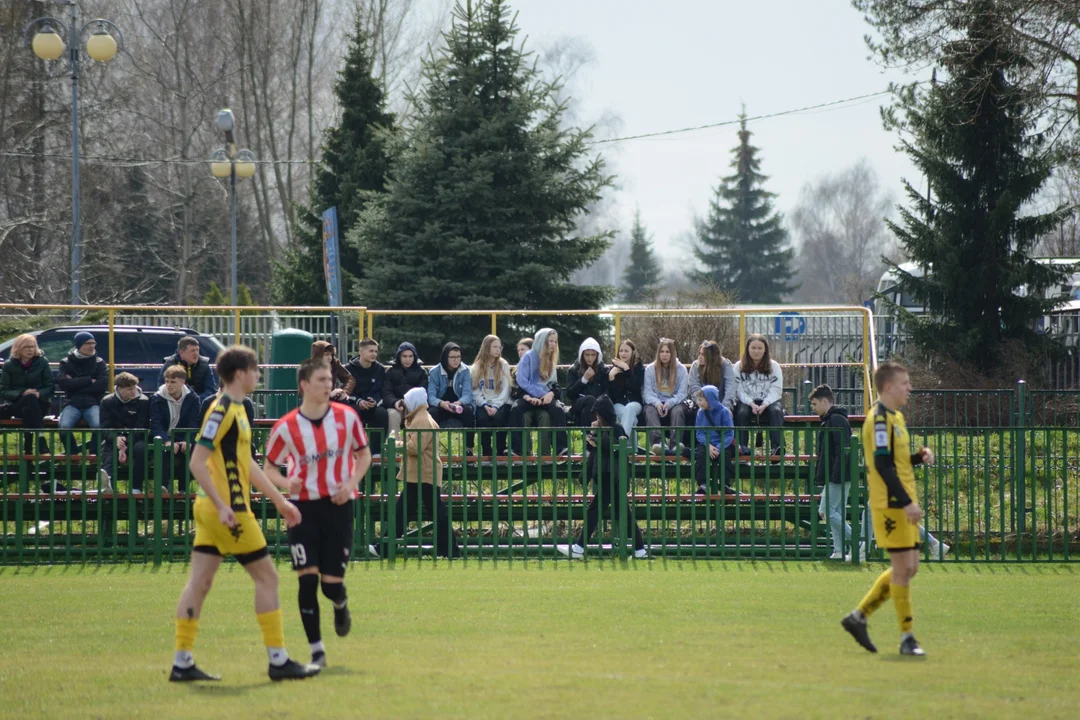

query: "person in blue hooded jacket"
(693, 385), (737, 496)
(428, 342), (474, 430)
(508, 328), (568, 456)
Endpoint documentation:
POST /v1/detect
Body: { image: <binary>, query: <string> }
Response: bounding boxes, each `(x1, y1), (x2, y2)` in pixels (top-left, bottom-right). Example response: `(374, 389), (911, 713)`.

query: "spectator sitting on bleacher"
(643, 338), (689, 457)
(471, 335), (512, 456)
(556, 395), (647, 560)
(311, 341), (355, 400)
(158, 336), (218, 402)
(733, 334), (785, 459)
(99, 372), (151, 494)
(149, 365), (201, 494)
(344, 337), (390, 457)
(565, 337), (608, 428)
(693, 385), (736, 497)
(509, 337), (533, 402)
(608, 339), (645, 455)
(688, 341), (736, 410)
(382, 341), (428, 440)
(428, 342), (474, 430)
(0, 333), (54, 460)
(56, 331), (107, 456)
(509, 328), (568, 457)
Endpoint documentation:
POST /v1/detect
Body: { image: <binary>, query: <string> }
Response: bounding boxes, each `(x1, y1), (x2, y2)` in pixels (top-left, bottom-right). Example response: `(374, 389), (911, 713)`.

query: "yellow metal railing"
(2, 304), (878, 412)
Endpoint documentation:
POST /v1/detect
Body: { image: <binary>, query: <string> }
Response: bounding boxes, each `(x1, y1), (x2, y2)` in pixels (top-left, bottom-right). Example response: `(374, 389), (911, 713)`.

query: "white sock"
(310, 640), (325, 655)
(174, 650), (194, 669)
(852, 609), (866, 621)
(267, 647), (289, 667)
(901, 631), (914, 642)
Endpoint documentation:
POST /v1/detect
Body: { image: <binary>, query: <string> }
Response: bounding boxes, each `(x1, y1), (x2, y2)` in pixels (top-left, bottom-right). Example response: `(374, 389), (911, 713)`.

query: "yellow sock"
(892, 584), (913, 633)
(175, 617), (199, 652)
(256, 608), (286, 650)
(857, 569), (892, 617)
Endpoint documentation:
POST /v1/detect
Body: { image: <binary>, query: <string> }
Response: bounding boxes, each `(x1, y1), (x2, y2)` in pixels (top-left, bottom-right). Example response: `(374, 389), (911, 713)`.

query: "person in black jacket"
(149, 365), (202, 493)
(157, 336), (218, 402)
(809, 384), (859, 560)
(382, 341), (428, 438)
(607, 339), (645, 455)
(56, 331), (108, 455)
(565, 337), (608, 427)
(0, 334), (55, 458)
(556, 395), (647, 560)
(345, 338), (389, 456)
(99, 372), (151, 493)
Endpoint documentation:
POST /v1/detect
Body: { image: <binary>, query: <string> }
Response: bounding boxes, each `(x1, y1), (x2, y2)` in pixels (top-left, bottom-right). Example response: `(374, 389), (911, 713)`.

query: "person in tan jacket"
(310, 341), (356, 399)
(389, 387), (460, 559)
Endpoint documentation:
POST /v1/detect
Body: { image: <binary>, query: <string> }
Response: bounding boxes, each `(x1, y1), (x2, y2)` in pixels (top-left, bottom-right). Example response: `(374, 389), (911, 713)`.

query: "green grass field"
(1, 561), (1077, 719)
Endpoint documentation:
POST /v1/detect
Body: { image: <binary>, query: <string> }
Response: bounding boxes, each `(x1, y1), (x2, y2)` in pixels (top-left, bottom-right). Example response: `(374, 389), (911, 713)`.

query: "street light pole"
(211, 108), (255, 309)
(230, 165), (238, 306)
(25, 2), (122, 307)
(67, 1), (81, 306)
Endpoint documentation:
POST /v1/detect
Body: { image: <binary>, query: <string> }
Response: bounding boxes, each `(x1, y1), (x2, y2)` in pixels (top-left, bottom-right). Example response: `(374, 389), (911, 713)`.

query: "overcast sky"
(512, 0), (924, 268)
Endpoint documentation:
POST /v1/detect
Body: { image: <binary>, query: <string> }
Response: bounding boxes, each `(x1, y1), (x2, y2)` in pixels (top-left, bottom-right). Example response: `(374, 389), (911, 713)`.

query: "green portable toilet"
(267, 328), (313, 419)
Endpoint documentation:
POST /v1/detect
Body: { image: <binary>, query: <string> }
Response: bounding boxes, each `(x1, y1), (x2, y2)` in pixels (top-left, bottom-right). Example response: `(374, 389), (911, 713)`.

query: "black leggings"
(734, 401), (785, 450)
(473, 404), (510, 456)
(694, 444), (737, 492)
(392, 482), (461, 558)
(576, 474), (645, 551)
(10, 395), (49, 455)
(508, 399), (567, 455)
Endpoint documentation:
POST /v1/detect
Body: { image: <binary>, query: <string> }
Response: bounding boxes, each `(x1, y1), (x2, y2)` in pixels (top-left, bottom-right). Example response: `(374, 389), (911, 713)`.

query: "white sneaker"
(98, 469), (113, 493)
(633, 548), (648, 559)
(367, 544), (380, 558)
(131, 488), (144, 496)
(929, 539), (951, 557)
(829, 551), (844, 560)
(844, 542), (866, 562)
(556, 543), (584, 559)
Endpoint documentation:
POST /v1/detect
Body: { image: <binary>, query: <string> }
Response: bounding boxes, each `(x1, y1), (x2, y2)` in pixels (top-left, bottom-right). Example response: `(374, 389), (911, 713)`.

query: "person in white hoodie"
(150, 365), (203, 493)
(732, 334), (786, 458)
(565, 337), (608, 428)
(470, 335), (512, 456)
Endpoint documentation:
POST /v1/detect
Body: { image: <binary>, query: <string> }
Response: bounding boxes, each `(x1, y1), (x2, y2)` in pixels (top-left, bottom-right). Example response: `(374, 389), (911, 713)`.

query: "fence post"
(848, 435), (862, 566)
(802, 380), (813, 414)
(386, 437), (398, 561)
(617, 436), (629, 562)
(152, 438), (164, 566)
(107, 308), (116, 391)
(1015, 379), (1027, 538)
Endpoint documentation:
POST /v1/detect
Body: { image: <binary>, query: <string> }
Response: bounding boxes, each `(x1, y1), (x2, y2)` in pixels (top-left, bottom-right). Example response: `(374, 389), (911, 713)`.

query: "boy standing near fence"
(841, 361), (934, 657)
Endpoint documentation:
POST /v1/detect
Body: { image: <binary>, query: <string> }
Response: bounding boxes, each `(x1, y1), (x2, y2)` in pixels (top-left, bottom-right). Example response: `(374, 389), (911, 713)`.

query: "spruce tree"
(621, 210), (661, 303)
(691, 113), (796, 302)
(351, 0), (612, 358)
(271, 15), (395, 306)
(883, 1), (1069, 372)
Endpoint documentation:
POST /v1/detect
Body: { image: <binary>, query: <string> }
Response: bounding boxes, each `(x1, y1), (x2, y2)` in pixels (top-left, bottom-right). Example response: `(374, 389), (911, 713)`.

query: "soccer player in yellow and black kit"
(169, 346), (321, 682)
(841, 361), (932, 657)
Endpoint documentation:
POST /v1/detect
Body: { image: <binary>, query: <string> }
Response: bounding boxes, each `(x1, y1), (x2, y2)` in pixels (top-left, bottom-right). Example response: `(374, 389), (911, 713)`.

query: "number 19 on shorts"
(290, 544), (307, 567)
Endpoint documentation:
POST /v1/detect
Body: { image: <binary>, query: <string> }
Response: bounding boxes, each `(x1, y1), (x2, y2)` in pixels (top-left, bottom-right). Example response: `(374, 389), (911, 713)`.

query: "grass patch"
(0, 561), (1077, 719)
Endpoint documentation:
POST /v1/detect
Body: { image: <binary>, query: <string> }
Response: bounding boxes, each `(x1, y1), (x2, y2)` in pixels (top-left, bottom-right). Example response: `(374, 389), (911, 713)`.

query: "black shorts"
(287, 498), (355, 576)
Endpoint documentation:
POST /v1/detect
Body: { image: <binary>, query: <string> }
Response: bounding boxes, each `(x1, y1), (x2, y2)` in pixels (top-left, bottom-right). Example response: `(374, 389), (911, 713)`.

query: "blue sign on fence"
(775, 311), (806, 339)
(321, 206), (343, 307)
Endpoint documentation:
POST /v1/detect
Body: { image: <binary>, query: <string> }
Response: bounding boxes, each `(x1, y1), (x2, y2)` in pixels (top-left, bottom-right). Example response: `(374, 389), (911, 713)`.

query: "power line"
(586, 89), (896, 145)
(0, 87), (903, 166)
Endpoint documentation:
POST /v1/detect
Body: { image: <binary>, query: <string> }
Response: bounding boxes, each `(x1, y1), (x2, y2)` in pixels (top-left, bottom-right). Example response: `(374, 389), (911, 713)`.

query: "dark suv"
(0, 326), (226, 410)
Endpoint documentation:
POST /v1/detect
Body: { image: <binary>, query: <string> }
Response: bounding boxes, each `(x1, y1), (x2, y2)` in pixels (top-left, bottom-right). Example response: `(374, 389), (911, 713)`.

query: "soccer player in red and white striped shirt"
(264, 358), (371, 668)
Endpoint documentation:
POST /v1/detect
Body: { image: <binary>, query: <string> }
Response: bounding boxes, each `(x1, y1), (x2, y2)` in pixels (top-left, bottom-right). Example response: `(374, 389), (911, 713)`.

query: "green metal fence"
(2, 424), (1076, 565)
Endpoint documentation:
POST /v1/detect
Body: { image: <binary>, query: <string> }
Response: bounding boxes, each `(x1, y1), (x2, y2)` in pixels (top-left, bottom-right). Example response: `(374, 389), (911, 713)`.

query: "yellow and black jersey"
(195, 394), (253, 513)
(861, 401), (921, 510)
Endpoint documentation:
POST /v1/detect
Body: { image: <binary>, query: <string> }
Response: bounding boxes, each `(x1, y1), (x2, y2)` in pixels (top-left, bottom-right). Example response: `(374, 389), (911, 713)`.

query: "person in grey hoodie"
(149, 365), (202, 493)
(732, 334), (786, 458)
(683, 340), (736, 453)
(99, 372), (151, 492)
(642, 338), (689, 456)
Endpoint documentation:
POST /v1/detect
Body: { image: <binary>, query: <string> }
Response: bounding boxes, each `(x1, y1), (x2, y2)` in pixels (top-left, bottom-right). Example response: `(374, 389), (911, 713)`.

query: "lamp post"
(25, 1), (123, 306)
(210, 109), (256, 306)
